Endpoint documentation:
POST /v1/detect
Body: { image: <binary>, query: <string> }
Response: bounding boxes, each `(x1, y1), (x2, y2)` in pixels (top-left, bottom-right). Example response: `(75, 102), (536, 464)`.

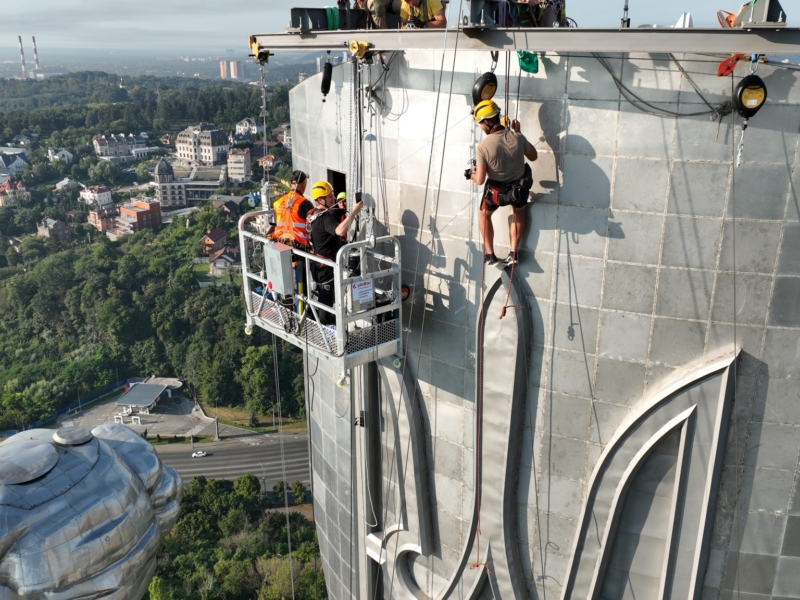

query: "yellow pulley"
(349, 40), (371, 60)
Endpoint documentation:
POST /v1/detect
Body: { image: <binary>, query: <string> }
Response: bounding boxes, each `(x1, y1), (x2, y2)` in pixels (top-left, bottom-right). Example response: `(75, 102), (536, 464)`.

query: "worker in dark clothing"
(308, 181), (363, 323)
(470, 99), (537, 267)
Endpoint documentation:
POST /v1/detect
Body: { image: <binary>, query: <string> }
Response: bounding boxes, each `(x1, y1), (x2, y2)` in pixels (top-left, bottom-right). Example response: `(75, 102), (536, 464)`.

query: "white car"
(191, 451), (207, 458)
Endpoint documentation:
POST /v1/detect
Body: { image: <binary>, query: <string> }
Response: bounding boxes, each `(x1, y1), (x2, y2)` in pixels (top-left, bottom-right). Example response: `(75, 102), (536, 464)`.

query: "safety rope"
(377, 3), (464, 597)
(470, 259), (490, 573)
(593, 53), (733, 120)
(272, 333), (296, 600)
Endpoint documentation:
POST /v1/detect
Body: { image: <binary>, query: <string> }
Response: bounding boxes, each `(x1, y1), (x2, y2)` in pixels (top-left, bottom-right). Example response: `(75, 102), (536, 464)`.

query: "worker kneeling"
(308, 181), (363, 324)
(469, 100), (537, 267)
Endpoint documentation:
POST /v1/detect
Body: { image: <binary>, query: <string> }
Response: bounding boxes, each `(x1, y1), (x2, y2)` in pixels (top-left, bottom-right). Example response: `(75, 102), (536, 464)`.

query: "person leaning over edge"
(400, 0), (447, 28)
(308, 181), (363, 324)
(266, 170), (313, 249)
(470, 99), (537, 267)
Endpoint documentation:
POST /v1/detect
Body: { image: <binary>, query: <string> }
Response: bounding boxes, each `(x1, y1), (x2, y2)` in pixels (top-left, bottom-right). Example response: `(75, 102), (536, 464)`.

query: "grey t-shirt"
(476, 129), (532, 183)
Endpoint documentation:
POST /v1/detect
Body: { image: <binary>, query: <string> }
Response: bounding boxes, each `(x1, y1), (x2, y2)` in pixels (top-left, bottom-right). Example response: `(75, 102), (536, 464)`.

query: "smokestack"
(18, 36), (27, 79)
(32, 36), (40, 70)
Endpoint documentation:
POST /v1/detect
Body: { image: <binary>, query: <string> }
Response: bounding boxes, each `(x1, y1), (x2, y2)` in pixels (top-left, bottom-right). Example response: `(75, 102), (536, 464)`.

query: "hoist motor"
(733, 73), (768, 118)
(472, 72), (498, 105)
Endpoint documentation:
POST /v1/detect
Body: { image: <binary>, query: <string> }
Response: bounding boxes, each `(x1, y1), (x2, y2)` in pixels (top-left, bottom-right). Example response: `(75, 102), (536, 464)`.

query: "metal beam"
(250, 27), (800, 55)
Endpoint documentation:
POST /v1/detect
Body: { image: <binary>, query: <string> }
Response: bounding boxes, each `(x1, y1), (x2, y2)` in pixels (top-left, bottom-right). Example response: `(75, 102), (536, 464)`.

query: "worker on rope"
(308, 181), (363, 324)
(400, 0), (447, 28)
(355, 0), (402, 29)
(266, 170), (313, 248)
(469, 100), (537, 267)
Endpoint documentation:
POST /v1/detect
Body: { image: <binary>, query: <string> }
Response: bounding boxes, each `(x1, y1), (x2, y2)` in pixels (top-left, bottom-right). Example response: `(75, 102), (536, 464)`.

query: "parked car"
(191, 451), (207, 458)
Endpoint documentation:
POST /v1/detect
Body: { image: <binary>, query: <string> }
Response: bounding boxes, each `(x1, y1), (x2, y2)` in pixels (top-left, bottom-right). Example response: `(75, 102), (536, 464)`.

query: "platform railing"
(238, 210), (403, 377)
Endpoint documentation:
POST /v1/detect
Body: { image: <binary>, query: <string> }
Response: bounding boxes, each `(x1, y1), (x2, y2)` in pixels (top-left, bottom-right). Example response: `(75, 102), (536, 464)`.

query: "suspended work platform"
(239, 212), (403, 378)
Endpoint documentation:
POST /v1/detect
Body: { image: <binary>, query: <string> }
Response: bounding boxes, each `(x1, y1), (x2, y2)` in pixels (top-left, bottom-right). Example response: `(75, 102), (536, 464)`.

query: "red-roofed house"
(80, 185), (113, 206)
(0, 180), (30, 207)
(201, 228), (227, 254)
(208, 246), (242, 277)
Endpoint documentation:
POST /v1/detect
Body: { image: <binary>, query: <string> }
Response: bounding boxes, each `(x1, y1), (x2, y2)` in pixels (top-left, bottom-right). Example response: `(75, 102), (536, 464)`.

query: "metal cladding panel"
(0, 425), (181, 599)
(289, 46), (800, 599)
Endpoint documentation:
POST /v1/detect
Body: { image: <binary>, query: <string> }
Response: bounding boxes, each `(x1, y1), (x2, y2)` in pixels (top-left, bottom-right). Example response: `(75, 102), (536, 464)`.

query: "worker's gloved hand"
(352, 201), (364, 216)
(511, 119), (521, 133)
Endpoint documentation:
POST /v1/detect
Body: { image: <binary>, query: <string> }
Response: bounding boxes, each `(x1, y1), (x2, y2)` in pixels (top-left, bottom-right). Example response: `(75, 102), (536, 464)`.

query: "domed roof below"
(153, 158), (173, 175)
(0, 440), (59, 484)
(53, 426), (93, 446)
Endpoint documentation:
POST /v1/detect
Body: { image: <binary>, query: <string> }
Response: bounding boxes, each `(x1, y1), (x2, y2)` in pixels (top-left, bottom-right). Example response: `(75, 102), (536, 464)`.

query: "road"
(155, 433), (310, 488)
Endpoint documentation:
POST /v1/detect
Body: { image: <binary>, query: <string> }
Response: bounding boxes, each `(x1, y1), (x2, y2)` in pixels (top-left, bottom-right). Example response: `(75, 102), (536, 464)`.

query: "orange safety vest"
(271, 191), (310, 248)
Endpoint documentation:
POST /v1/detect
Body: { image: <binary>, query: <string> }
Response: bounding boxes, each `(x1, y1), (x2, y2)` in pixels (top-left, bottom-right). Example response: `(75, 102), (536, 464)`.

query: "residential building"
(111, 198), (161, 237)
(227, 148), (252, 184)
(37, 218), (72, 242)
(230, 60), (241, 79)
(272, 123), (292, 150)
(47, 148), (74, 164)
(55, 177), (81, 192)
(211, 197), (243, 217)
(219, 60), (228, 79)
(79, 186), (113, 206)
(201, 228), (227, 254)
(175, 124), (229, 166)
(208, 246), (241, 277)
(0, 179), (31, 208)
(0, 153), (28, 176)
(153, 158), (227, 207)
(12, 135), (31, 147)
(0, 180), (30, 207)
(88, 205), (119, 233)
(228, 133), (251, 146)
(93, 133), (145, 157)
(0, 147), (28, 160)
(258, 154), (276, 169)
(235, 118), (263, 136)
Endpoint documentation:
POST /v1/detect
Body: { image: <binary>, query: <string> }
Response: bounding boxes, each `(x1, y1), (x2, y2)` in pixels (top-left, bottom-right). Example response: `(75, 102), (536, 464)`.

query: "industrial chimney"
(18, 36), (27, 79)
(32, 36), (40, 71)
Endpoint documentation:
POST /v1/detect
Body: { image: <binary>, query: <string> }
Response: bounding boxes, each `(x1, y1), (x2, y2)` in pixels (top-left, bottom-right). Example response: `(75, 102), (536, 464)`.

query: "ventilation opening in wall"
(327, 169), (346, 198)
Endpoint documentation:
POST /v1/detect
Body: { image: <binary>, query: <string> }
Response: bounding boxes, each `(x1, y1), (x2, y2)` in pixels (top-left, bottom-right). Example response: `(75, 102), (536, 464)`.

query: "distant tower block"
(230, 60), (241, 79)
(219, 60), (228, 79)
(18, 36), (27, 79)
(32, 36), (40, 70)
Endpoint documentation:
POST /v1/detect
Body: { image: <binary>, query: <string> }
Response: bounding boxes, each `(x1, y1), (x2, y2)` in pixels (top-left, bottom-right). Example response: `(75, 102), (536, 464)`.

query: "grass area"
(147, 434), (217, 445)
(198, 401), (307, 434)
(193, 262), (211, 282)
(70, 389), (125, 413)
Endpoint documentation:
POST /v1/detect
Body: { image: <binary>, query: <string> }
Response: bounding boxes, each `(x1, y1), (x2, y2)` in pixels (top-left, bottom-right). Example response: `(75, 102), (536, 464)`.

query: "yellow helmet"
(311, 180), (334, 200)
(473, 99), (501, 124)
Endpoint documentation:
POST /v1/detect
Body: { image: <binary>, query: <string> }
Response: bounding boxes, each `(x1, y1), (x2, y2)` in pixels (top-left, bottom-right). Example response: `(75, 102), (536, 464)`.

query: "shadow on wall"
(719, 361), (766, 596)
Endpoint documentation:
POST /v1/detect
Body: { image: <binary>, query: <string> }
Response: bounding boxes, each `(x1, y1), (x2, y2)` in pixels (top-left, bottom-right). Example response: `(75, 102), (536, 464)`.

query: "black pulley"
(472, 72), (498, 105)
(321, 62), (333, 100)
(733, 74), (768, 118)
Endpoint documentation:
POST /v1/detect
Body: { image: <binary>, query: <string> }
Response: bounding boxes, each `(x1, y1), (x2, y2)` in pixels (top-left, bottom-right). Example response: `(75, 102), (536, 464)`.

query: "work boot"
(502, 252), (518, 267)
(484, 253), (498, 266)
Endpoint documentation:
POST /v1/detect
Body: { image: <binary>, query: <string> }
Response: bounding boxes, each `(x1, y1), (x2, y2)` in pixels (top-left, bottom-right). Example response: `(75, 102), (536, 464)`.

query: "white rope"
(272, 333), (296, 600)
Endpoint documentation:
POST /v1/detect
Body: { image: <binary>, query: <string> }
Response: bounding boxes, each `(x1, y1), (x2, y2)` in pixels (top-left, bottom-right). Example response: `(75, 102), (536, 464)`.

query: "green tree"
(234, 472), (261, 498)
(273, 479), (285, 503)
(291, 480), (307, 505)
(87, 160), (120, 186)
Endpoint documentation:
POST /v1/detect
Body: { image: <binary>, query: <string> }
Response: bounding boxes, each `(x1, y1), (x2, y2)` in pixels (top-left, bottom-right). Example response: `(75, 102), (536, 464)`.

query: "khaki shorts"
(364, 0), (402, 28)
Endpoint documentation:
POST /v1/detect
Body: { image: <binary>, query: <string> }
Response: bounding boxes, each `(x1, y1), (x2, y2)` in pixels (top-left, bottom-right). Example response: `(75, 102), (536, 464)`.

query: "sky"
(0, 0), (754, 54)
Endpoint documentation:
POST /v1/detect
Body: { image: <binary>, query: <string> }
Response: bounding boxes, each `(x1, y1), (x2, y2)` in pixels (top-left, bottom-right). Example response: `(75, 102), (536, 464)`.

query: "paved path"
(154, 433), (311, 488)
